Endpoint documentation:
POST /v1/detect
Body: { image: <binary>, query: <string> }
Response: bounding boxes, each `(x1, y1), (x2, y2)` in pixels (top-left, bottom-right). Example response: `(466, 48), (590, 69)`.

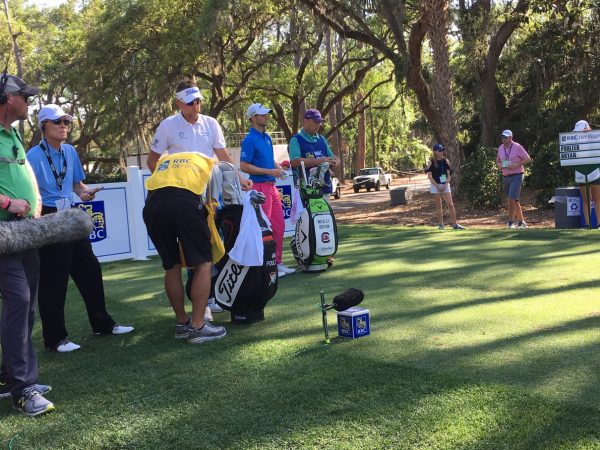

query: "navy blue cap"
(433, 144), (445, 152)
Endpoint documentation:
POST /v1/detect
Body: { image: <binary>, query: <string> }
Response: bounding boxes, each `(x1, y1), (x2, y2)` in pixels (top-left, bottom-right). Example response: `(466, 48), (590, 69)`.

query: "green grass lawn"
(2, 225), (600, 449)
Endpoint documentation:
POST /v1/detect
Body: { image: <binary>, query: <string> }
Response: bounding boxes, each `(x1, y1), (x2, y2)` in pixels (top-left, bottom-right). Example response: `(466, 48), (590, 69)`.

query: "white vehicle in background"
(352, 167), (392, 193)
(331, 176), (341, 199)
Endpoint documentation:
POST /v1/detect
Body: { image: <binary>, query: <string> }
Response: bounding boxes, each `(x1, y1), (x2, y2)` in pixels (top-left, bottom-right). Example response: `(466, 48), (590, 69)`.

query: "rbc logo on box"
(77, 201), (107, 243)
(278, 185), (292, 220)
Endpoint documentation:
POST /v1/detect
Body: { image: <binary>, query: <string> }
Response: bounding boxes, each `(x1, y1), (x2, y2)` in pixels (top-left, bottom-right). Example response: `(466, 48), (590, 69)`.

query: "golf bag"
(290, 162), (338, 272)
(212, 198), (278, 320)
(211, 163), (278, 320)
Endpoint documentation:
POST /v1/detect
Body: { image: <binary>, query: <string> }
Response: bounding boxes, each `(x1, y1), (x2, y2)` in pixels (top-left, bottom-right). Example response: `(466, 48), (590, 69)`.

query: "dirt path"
(333, 175), (555, 229)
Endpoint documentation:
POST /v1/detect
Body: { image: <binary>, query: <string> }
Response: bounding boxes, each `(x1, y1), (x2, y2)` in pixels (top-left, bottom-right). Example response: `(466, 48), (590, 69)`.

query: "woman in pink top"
(496, 130), (532, 228)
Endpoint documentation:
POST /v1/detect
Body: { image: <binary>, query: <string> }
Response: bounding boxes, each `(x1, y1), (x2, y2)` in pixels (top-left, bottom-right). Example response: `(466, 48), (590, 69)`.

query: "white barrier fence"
(78, 167), (295, 263)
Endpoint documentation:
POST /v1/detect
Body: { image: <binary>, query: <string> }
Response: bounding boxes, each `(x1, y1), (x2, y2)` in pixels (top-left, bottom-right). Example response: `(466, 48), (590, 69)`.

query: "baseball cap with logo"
(3, 74), (39, 96)
(304, 109), (324, 123)
(37, 104), (74, 129)
(175, 86), (204, 104)
(432, 144), (445, 152)
(501, 129), (513, 137)
(245, 103), (271, 119)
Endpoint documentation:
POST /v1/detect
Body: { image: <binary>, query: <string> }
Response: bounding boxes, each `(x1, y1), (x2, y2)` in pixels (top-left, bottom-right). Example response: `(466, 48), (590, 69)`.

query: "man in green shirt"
(289, 109), (339, 202)
(0, 73), (55, 417)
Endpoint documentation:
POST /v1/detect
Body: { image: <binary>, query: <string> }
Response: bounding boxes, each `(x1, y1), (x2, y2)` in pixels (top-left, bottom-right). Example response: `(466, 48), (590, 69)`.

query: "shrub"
(459, 146), (503, 209)
(528, 142), (571, 209)
(85, 172), (127, 184)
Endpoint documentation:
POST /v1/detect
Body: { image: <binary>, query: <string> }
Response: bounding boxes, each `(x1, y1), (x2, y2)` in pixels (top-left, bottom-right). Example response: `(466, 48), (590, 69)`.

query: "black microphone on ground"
(331, 288), (364, 311)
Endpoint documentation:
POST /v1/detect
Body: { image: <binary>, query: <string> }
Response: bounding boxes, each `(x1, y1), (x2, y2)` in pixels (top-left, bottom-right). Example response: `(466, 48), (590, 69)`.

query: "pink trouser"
(252, 182), (285, 264)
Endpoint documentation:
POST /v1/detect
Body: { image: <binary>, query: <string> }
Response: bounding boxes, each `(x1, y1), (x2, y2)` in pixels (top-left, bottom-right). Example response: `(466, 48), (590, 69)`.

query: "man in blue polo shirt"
(289, 109), (339, 202)
(239, 103), (294, 277)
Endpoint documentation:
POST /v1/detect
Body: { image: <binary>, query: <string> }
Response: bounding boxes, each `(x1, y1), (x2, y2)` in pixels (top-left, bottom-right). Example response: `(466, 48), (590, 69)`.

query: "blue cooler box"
(337, 307), (370, 338)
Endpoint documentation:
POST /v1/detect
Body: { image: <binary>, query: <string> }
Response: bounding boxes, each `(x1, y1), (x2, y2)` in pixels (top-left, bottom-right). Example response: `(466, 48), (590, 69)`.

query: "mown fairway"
(1, 225), (600, 449)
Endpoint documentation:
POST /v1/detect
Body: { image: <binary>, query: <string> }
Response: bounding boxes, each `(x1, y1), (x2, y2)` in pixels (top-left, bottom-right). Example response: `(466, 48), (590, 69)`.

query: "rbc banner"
(77, 201), (107, 242)
(74, 184), (133, 262)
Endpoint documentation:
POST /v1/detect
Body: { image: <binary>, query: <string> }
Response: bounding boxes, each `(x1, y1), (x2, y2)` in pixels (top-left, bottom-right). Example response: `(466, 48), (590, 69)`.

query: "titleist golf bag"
(211, 163), (278, 322)
(290, 162), (338, 272)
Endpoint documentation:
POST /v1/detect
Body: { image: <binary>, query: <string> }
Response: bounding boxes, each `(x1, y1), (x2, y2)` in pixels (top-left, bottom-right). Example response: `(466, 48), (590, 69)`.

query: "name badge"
(502, 160), (510, 168)
(56, 197), (71, 211)
(439, 174), (447, 183)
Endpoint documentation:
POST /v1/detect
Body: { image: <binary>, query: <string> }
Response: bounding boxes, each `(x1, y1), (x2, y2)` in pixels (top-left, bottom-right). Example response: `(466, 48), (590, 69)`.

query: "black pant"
(37, 238), (115, 349)
(0, 249), (40, 398)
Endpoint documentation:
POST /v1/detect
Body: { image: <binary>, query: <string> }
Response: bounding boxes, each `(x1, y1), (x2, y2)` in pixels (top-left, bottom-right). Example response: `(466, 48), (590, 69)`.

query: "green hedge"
(459, 146), (503, 209)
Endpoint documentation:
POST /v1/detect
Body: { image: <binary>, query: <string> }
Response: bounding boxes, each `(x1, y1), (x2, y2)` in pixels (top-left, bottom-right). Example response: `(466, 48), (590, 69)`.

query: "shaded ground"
(335, 175), (555, 228)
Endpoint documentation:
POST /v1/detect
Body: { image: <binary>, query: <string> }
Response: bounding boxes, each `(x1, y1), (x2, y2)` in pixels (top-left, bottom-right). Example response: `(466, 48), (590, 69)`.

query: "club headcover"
(332, 288), (364, 311)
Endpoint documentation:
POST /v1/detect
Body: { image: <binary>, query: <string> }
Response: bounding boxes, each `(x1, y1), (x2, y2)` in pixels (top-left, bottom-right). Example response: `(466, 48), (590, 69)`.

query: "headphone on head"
(0, 67), (9, 105)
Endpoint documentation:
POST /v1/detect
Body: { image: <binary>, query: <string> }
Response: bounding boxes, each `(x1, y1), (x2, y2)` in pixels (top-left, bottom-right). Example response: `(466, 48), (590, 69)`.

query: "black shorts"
(142, 187), (211, 270)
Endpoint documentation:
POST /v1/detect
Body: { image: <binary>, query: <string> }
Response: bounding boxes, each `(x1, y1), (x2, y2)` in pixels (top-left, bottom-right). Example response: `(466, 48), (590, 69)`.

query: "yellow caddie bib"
(145, 152), (214, 195)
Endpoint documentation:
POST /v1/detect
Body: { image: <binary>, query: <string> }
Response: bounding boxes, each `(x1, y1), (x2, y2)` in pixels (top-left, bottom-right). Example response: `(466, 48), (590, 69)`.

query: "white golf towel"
(228, 192), (271, 266)
(289, 186), (305, 224)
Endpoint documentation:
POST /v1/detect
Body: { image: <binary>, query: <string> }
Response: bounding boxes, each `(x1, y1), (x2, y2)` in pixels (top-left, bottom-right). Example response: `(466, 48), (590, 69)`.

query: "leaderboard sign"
(559, 129), (600, 174)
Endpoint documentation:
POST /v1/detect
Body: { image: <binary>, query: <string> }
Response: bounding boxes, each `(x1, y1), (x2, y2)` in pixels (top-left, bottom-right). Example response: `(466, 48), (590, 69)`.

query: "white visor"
(176, 87), (204, 104)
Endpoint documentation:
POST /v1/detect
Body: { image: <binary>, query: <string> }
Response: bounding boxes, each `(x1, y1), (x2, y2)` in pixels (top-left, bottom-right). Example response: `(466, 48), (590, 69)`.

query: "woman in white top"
(573, 120), (600, 228)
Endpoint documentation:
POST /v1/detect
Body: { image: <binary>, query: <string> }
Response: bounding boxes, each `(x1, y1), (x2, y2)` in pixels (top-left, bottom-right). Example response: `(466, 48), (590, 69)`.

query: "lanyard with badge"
(502, 144), (513, 168)
(438, 160), (448, 183)
(40, 140), (70, 210)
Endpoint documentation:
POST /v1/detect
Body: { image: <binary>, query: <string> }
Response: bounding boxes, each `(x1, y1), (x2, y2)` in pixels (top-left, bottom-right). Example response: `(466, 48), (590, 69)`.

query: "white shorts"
(430, 183), (451, 194)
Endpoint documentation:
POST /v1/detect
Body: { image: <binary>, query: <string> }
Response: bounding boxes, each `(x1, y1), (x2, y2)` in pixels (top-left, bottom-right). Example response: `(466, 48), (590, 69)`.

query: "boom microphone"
(0, 208), (94, 256)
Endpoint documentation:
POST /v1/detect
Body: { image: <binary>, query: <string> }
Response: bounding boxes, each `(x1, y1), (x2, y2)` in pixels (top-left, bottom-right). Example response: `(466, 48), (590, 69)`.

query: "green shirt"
(0, 125), (38, 220)
(288, 128), (334, 160)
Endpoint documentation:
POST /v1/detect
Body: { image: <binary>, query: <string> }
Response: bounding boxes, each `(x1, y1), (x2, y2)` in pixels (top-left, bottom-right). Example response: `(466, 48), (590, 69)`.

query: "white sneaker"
(55, 340), (81, 353)
(277, 264), (295, 275)
(111, 325), (134, 335)
(208, 297), (225, 313)
(204, 306), (214, 322)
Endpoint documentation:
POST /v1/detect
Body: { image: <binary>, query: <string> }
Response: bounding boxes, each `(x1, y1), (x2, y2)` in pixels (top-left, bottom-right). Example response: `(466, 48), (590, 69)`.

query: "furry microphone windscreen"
(0, 208), (94, 256)
(332, 288), (364, 311)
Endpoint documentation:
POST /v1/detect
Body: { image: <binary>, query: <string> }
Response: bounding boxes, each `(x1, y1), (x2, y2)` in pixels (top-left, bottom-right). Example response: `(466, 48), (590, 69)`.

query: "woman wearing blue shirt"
(26, 104), (133, 352)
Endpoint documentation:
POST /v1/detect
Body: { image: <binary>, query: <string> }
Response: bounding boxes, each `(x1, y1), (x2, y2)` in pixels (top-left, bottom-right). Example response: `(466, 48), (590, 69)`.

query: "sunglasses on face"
(186, 98), (200, 106)
(435, 149), (445, 152)
(47, 119), (72, 126)
(13, 93), (30, 104)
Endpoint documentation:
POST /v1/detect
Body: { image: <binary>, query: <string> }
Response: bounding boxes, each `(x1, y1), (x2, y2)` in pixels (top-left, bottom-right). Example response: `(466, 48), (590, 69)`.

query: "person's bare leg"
(513, 199), (524, 222)
(164, 265), (187, 323)
(189, 262), (212, 329)
(434, 195), (444, 225)
(506, 197), (514, 223)
(579, 186), (590, 226)
(443, 192), (457, 224)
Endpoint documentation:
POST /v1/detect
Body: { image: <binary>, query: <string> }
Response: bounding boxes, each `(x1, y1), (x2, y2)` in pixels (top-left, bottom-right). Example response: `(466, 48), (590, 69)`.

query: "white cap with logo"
(246, 103), (271, 119)
(501, 129), (513, 137)
(175, 86), (204, 104)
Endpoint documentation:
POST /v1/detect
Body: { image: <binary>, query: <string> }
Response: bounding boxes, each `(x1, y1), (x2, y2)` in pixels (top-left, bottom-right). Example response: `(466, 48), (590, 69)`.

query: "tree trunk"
(355, 95), (366, 173)
(423, 0), (461, 181)
(3, 0), (24, 136)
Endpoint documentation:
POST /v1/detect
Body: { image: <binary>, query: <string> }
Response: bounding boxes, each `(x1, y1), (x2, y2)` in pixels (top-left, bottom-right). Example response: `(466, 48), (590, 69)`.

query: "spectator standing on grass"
(289, 109), (339, 203)
(145, 80), (251, 343)
(496, 130), (531, 229)
(27, 104), (134, 353)
(240, 103), (294, 278)
(425, 144), (465, 230)
(572, 120), (600, 228)
(0, 74), (55, 416)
